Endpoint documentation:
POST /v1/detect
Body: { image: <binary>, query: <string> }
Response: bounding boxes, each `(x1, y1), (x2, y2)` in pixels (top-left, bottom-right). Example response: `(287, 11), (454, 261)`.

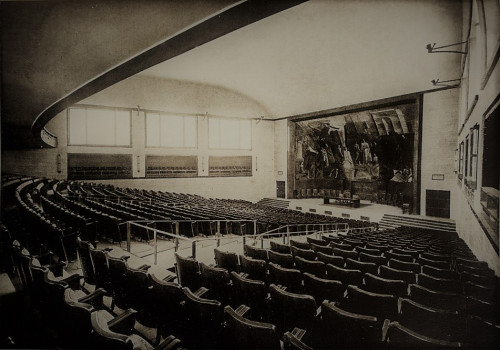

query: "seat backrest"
(309, 243), (333, 255)
(420, 252), (452, 263)
(268, 262), (303, 293)
(291, 246), (317, 261)
(214, 248), (239, 272)
(307, 237), (328, 246)
(283, 329), (314, 350)
(421, 265), (458, 280)
(398, 298), (465, 342)
(268, 250), (295, 269)
(89, 247), (111, 290)
(416, 273), (460, 294)
(303, 272), (344, 304)
(384, 320), (462, 349)
(76, 236), (96, 284)
(359, 252), (388, 266)
(384, 251), (413, 263)
(320, 301), (380, 349)
(224, 305), (281, 350)
(295, 256), (326, 278)
(290, 240), (310, 250)
(270, 241), (291, 254)
(364, 273), (407, 297)
(379, 265), (416, 284)
(345, 257), (378, 275)
(90, 309), (131, 349)
(230, 271), (267, 316)
(244, 244), (268, 261)
(316, 252), (344, 267)
(175, 253), (201, 291)
(343, 285), (398, 321)
(269, 284), (317, 333)
(408, 283), (462, 311)
(332, 247), (358, 260)
(148, 274), (183, 329)
(356, 246), (382, 255)
(200, 262), (230, 302)
(416, 256), (451, 270)
(326, 264), (363, 286)
(239, 255), (267, 282)
(388, 258), (421, 274)
(465, 315), (500, 348)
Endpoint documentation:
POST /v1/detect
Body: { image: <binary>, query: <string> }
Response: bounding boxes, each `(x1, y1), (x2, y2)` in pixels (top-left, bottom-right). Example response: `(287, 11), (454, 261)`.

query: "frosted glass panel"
(161, 115), (183, 147)
(184, 116), (196, 147)
(220, 119), (239, 149)
(209, 118), (220, 148)
(87, 109), (115, 145)
(69, 108), (87, 145)
(115, 111), (131, 146)
(147, 113), (160, 147)
(239, 120), (251, 149)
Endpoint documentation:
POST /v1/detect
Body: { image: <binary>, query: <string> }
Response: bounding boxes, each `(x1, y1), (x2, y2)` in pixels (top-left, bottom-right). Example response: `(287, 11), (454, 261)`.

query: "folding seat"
(244, 244), (268, 261)
(460, 270), (498, 289)
(465, 315), (500, 348)
(356, 246), (381, 255)
(269, 284), (318, 334)
(268, 262), (303, 293)
(332, 247), (358, 260)
(345, 257), (378, 275)
(89, 246), (114, 292)
(200, 262), (231, 303)
(342, 285), (398, 322)
(316, 251), (344, 267)
(383, 320), (462, 349)
(421, 265), (458, 280)
(388, 258), (421, 274)
(303, 272), (344, 304)
(306, 237), (328, 246)
(76, 236), (97, 285)
(306, 189), (313, 198)
(455, 257), (488, 270)
(268, 250), (295, 268)
(181, 286), (224, 349)
(309, 242), (333, 255)
(364, 273), (407, 297)
(107, 255), (134, 309)
(343, 238), (364, 248)
(283, 328), (314, 350)
(214, 248), (239, 273)
(330, 241), (354, 251)
(464, 296), (500, 324)
(123, 264), (153, 321)
(379, 265), (416, 284)
(366, 242), (390, 252)
(230, 271), (267, 320)
(320, 300), (382, 349)
(420, 251), (452, 263)
(359, 252), (388, 266)
(322, 235), (342, 245)
(174, 253), (201, 291)
(224, 305), (281, 350)
(294, 256), (326, 278)
(239, 254), (267, 282)
(416, 273), (460, 294)
(463, 280), (499, 305)
(384, 251), (413, 263)
(300, 189), (307, 199)
(270, 240), (291, 254)
(290, 240), (310, 250)
(148, 274), (184, 343)
(326, 264), (363, 286)
(392, 247), (419, 259)
(416, 256), (451, 269)
(398, 298), (465, 342)
(456, 263), (495, 277)
(291, 246), (316, 261)
(91, 309), (181, 350)
(407, 284), (462, 311)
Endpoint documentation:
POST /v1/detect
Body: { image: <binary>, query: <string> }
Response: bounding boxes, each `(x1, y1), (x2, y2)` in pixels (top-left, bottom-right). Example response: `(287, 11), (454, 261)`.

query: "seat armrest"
(61, 273), (84, 290)
(235, 304), (251, 317)
(48, 261), (67, 277)
(137, 264), (150, 271)
(155, 335), (182, 350)
(194, 287), (208, 298)
(162, 275), (176, 283)
(239, 272), (249, 279)
(291, 328), (307, 341)
(119, 255), (130, 261)
(108, 308), (137, 334)
(78, 288), (106, 309)
(103, 247), (113, 252)
(381, 319), (391, 342)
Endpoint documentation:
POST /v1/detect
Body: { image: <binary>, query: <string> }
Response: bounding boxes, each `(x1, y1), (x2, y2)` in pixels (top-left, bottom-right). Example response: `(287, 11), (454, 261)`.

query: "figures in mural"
(361, 139), (372, 164)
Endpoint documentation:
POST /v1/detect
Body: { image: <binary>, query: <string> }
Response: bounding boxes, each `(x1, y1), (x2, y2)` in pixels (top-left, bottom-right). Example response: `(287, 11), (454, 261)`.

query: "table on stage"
(323, 196), (360, 208)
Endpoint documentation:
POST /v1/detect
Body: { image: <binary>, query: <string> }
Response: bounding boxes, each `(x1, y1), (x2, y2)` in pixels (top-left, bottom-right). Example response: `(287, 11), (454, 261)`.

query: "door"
(276, 181), (286, 198)
(425, 190), (450, 218)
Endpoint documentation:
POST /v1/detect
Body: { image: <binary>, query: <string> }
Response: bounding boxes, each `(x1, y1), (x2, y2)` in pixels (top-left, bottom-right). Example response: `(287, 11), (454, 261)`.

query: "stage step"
(257, 197), (290, 209)
(379, 214), (456, 232)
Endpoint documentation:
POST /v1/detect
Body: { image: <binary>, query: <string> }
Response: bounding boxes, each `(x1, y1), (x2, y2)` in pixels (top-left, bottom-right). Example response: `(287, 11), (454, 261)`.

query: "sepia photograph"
(1, 0), (499, 349)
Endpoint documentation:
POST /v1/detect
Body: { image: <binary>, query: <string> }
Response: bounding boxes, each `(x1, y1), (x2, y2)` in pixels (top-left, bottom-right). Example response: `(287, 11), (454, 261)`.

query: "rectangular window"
(458, 141), (464, 179)
(465, 137), (469, 178)
(209, 117), (252, 150)
(68, 107), (131, 146)
(146, 113), (197, 148)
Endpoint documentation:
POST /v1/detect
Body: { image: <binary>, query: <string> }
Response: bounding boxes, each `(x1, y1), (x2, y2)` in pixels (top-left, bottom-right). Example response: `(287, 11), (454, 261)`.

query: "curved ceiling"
(1, 0), (462, 149)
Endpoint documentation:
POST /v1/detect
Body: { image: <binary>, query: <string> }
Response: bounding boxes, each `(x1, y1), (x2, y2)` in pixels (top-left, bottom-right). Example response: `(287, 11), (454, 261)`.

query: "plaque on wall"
(208, 156), (252, 177)
(146, 155), (198, 178)
(68, 153), (132, 180)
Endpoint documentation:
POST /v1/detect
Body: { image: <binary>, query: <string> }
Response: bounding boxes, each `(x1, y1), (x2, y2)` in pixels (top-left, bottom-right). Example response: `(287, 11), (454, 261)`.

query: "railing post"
(305, 224), (309, 235)
(175, 237), (179, 252)
(153, 228), (158, 265)
(192, 241), (197, 259)
(254, 219), (257, 236)
(286, 225), (290, 244)
(126, 222), (131, 252)
(216, 220), (221, 247)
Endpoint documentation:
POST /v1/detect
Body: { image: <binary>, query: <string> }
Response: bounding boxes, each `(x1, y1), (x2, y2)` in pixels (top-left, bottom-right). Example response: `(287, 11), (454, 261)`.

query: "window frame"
(145, 112), (198, 149)
(208, 117), (253, 150)
(67, 106), (132, 147)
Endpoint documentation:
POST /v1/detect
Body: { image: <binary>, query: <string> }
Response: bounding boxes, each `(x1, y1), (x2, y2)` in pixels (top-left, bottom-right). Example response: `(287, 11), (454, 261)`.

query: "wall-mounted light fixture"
(426, 41), (467, 54)
(256, 116), (265, 124)
(431, 78), (461, 87)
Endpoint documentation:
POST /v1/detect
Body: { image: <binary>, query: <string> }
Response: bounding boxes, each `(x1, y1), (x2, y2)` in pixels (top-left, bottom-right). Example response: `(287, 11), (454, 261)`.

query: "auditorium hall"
(1, 0), (499, 349)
